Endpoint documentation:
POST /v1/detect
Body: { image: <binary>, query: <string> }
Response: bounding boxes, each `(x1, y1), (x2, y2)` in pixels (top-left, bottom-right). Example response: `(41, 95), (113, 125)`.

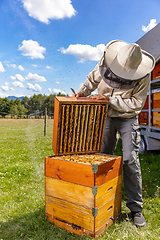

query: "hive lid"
(52, 96), (108, 155)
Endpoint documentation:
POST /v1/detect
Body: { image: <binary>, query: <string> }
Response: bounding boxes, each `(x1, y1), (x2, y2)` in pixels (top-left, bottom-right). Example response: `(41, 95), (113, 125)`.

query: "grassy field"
(0, 118), (160, 240)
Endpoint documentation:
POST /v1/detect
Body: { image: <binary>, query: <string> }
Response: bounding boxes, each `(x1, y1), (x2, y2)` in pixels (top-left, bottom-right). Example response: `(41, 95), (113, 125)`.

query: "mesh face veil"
(99, 65), (145, 90)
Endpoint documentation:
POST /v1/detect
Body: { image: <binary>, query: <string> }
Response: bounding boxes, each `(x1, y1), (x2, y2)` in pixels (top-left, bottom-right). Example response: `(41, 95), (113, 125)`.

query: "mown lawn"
(0, 119), (160, 240)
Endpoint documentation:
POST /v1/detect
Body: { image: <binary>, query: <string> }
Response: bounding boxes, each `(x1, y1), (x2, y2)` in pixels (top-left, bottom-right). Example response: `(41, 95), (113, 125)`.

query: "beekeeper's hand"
(90, 94), (109, 101)
(73, 92), (84, 98)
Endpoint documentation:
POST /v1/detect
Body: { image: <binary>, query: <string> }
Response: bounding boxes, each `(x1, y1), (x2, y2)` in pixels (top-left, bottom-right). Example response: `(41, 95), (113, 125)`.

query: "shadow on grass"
(115, 138), (160, 198)
(0, 207), (90, 240)
(1, 139), (159, 240)
(0, 207), (135, 240)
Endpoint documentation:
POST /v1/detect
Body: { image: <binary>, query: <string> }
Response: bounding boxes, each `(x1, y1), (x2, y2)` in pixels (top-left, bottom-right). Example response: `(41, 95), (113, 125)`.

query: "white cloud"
(18, 65), (25, 71)
(45, 65), (53, 69)
(32, 64), (37, 67)
(48, 88), (66, 95)
(27, 83), (42, 92)
(142, 19), (157, 33)
(56, 81), (60, 84)
(11, 74), (25, 82)
(60, 44), (105, 62)
(10, 87), (15, 91)
(22, 0), (76, 24)
(25, 73), (47, 82)
(0, 61), (5, 72)
(52, 88), (66, 95)
(48, 88), (52, 93)
(10, 64), (17, 68)
(12, 81), (25, 88)
(1, 82), (9, 91)
(18, 40), (46, 59)
(0, 91), (9, 98)
(6, 63), (25, 71)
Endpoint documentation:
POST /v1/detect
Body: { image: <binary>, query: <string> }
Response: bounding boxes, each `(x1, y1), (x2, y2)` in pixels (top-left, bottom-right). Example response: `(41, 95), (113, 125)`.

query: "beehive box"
(45, 97), (122, 238)
(52, 97), (109, 155)
(139, 92), (160, 127)
(152, 60), (160, 80)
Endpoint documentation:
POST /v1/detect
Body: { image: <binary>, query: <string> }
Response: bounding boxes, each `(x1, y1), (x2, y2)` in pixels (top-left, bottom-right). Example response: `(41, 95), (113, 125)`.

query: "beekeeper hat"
(103, 40), (155, 81)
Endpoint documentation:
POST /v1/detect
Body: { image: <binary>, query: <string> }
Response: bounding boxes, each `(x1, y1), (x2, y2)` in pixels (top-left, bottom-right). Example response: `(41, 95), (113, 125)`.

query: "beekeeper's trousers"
(102, 115), (143, 212)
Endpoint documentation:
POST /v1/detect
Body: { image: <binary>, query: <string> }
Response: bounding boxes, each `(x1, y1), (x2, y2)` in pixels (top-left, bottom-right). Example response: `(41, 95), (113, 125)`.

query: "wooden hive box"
(45, 97), (122, 238)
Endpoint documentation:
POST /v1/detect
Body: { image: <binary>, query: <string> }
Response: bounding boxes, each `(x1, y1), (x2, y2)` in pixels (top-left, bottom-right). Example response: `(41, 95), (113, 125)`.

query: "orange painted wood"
(152, 61), (160, 80)
(45, 156), (94, 187)
(95, 156), (122, 186)
(45, 193), (121, 238)
(45, 212), (119, 238)
(45, 154), (122, 237)
(54, 96), (108, 103)
(94, 215), (119, 238)
(95, 176), (122, 208)
(52, 97), (60, 154)
(45, 176), (94, 208)
(152, 92), (160, 109)
(52, 96), (108, 155)
(45, 213), (86, 236)
(153, 111), (160, 128)
(95, 193), (122, 231)
(45, 213), (96, 238)
(96, 175), (121, 199)
(138, 111), (149, 126)
(45, 195), (94, 232)
(142, 95), (149, 109)
(45, 155), (122, 187)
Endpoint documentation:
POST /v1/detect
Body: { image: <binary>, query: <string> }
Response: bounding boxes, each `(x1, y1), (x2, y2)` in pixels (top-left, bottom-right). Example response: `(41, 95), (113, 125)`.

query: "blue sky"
(0, 0), (160, 98)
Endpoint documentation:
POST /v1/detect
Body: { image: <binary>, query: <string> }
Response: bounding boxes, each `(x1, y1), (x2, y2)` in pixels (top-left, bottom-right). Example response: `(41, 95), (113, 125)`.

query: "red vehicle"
(137, 23), (160, 152)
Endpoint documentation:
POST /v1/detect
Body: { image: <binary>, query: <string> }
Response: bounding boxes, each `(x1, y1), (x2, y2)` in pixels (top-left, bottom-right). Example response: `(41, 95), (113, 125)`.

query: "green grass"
(0, 119), (160, 240)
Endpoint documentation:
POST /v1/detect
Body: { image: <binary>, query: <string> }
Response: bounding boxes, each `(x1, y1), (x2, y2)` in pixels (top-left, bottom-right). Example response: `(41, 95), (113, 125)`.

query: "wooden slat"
(90, 105), (98, 149)
(95, 193), (122, 231)
(45, 195), (94, 232)
(95, 175), (122, 208)
(71, 105), (79, 152)
(75, 105), (82, 152)
(93, 105), (101, 150)
(153, 92), (160, 109)
(83, 105), (90, 151)
(95, 157), (122, 186)
(45, 213), (96, 238)
(45, 177), (94, 208)
(153, 111), (160, 128)
(138, 112), (148, 126)
(52, 96), (108, 155)
(68, 104), (74, 152)
(152, 61), (160, 80)
(45, 156), (94, 187)
(45, 212), (119, 239)
(52, 97), (60, 154)
(79, 105), (86, 151)
(94, 213), (120, 238)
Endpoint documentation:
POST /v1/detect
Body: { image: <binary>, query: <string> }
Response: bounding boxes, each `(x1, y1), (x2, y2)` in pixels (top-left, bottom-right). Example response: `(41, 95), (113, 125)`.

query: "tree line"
(0, 93), (67, 118)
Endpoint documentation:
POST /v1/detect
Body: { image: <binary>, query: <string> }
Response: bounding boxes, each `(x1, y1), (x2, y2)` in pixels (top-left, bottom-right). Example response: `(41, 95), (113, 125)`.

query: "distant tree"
(14, 98), (21, 105)
(17, 104), (28, 118)
(0, 97), (10, 117)
(29, 94), (46, 118)
(9, 104), (28, 118)
(9, 105), (19, 118)
(44, 94), (56, 117)
(22, 96), (31, 117)
(57, 92), (68, 97)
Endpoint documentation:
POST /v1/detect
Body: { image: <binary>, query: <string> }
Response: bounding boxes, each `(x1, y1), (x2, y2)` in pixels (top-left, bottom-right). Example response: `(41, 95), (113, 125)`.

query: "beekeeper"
(74, 40), (155, 227)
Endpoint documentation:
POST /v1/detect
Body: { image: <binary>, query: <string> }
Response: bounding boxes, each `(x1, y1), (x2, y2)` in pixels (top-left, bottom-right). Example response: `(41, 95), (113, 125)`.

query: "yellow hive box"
(45, 97), (122, 238)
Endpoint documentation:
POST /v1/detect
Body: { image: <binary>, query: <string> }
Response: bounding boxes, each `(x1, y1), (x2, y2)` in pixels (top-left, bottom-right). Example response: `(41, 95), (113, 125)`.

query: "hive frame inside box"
(45, 97), (122, 238)
(52, 97), (109, 155)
